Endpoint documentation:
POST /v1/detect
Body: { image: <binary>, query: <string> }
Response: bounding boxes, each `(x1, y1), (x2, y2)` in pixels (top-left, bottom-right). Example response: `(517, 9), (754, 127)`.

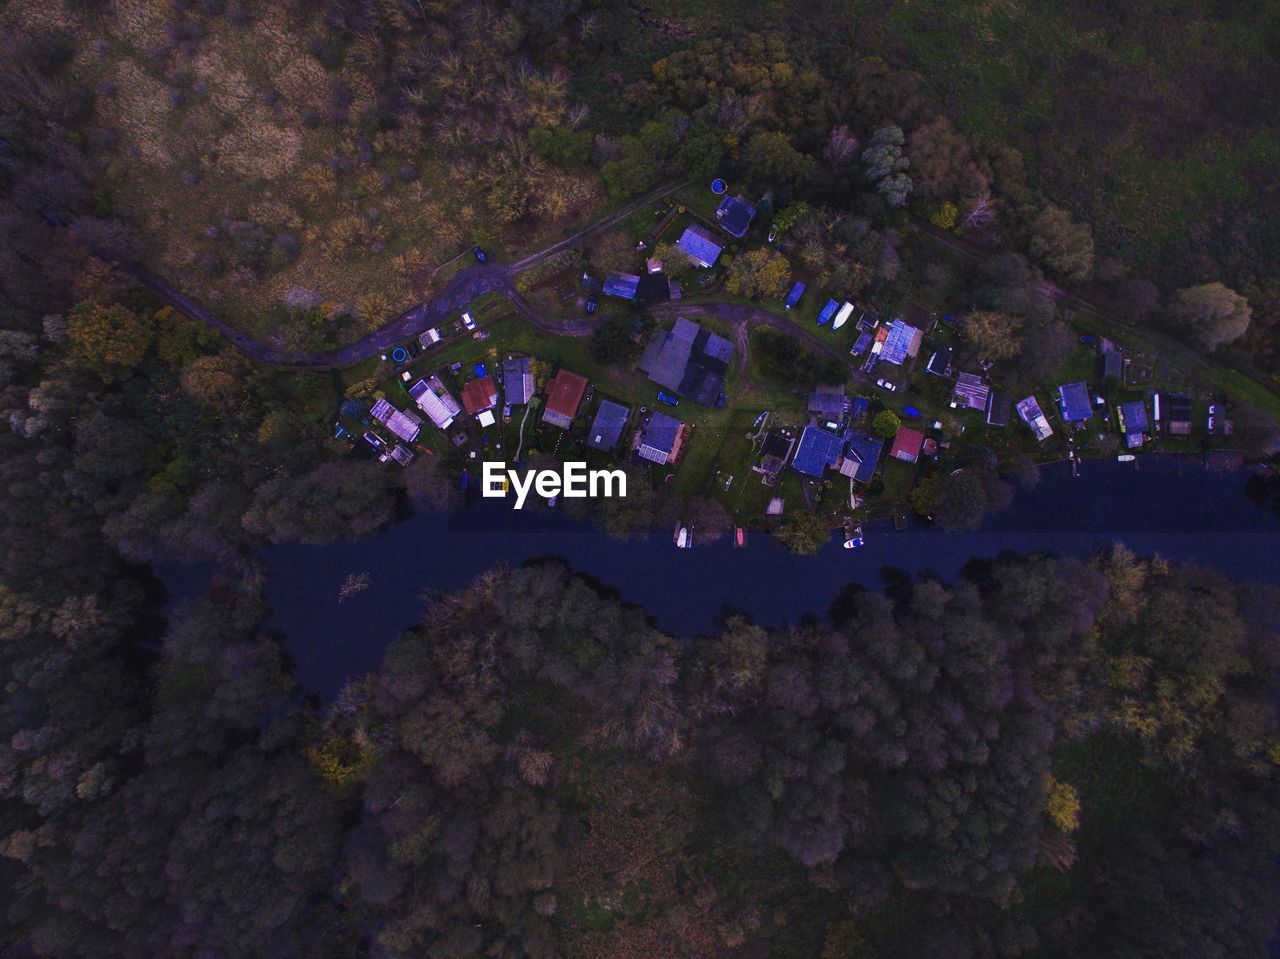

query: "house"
(808, 385), (848, 417)
(784, 281), (805, 310)
(715, 194), (756, 238)
(636, 412), (685, 465)
(409, 378), (460, 430)
(889, 426), (925, 464)
(1058, 382), (1093, 423)
(676, 224), (724, 268)
(370, 398), (422, 444)
(873, 319), (924, 366)
(503, 356), (534, 405)
(841, 431), (883, 483)
(952, 372), (990, 411)
(603, 272), (640, 300)
(1016, 395), (1054, 442)
(384, 444), (414, 466)
(791, 425), (844, 478)
(1158, 392), (1193, 434)
(587, 400), (630, 452)
(542, 369), (588, 429)
(754, 428), (795, 479)
(460, 376), (499, 416)
(636, 272), (673, 302)
(1118, 400), (1149, 434)
(986, 390), (1011, 427)
(637, 317), (734, 406)
(926, 347), (953, 377)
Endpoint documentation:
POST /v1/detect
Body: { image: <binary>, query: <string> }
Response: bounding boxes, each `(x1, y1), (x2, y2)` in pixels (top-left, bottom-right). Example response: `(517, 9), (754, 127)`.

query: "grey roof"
(1119, 400), (1149, 433)
(503, 356), (534, 405)
(676, 224), (723, 267)
(715, 195), (756, 238)
(1058, 382), (1092, 422)
(926, 347), (953, 376)
(638, 318), (735, 406)
(638, 330), (693, 392)
(953, 372), (990, 411)
(370, 398), (422, 443)
(1103, 350), (1123, 379)
(843, 431), (883, 483)
(986, 390), (1011, 426)
(587, 400), (630, 451)
(808, 388), (848, 415)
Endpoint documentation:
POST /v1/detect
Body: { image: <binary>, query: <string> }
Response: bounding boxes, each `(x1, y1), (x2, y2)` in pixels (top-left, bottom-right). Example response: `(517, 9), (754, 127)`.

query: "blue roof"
(843, 431), (883, 483)
(792, 426), (844, 477)
(643, 412), (681, 455)
(784, 281), (805, 308)
(817, 299), (839, 325)
(587, 400), (630, 451)
(1058, 382), (1092, 422)
(676, 224), (723, 267)
(879, 320), (921, 365)
(1119, 400), (1149, 433)
(603, 272), (640, 299)
(716, 195), (756, 238)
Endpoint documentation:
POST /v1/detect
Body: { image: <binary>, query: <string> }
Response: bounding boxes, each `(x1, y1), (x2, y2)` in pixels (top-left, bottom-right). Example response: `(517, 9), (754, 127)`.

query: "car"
(875, 378), (897, 392)
(585, 293), (599, 314)
(656, 391), (679, 406)
(471, 246), (488, 263)
(461, 312), (477, 331)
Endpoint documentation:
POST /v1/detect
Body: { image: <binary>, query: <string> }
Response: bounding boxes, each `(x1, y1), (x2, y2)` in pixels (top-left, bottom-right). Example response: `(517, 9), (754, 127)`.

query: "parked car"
(656, 391), (679, 406)
(875, 378), (897, 392)
(461, 311), (477, 331)
(471, 246), (488, 263)
(585, 293), (599, 314)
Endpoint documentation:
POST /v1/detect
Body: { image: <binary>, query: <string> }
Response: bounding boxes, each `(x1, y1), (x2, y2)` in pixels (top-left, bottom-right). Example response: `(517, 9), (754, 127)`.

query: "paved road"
(119, 179), (689, 371)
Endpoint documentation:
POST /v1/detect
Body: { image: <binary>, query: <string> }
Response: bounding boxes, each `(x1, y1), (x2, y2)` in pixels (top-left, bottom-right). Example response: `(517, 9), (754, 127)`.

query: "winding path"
(119, 179), (688, 370)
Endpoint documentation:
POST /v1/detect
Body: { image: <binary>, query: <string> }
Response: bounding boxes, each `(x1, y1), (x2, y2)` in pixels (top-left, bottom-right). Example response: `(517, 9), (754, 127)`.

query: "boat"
(831, 301), (855, 330)
(734, 527), (747, 548)
(547, 494), (558, 507)
(843, 524), (865, 549)
(1117, 454), (1136, 463)
(752, 411), (769, 430)
(675, 527), (689, 549)
(816, 299), (838, 326)
(460, 468), (469, 491)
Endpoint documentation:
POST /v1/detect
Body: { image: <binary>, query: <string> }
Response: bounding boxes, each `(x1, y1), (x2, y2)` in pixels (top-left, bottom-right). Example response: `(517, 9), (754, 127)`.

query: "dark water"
(237, 455), (1280, 698)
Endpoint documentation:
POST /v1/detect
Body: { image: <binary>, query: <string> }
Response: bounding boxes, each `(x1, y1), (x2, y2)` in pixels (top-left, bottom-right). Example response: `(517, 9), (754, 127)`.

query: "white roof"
(476, 409), (496, 428)
(408, 380), (457, 430)
(369, 399), (422, 443)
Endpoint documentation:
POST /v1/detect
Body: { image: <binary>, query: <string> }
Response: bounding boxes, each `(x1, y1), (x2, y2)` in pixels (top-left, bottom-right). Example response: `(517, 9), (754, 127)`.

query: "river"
(207, 455), (1280, 698)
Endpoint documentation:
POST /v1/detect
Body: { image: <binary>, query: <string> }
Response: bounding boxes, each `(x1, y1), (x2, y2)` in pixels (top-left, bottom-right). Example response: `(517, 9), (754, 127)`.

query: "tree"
(676, 130), (724, 180)
(908, 115), (987, 199)
(743, 131), (812, 184)
(861, 126), (912, 207)
(66, 301), (154, 380)
(960, 310), (1022, 362)
(822, 125), (859, 168)
(180, 355), (241, 405)
(589, 316), (637, 364)
(872, 410), (900, 439)
(774, 511), (829, 555)
(1044, 776), (1081, 832)
(724, 247), (791, 299)
(1028, 203), (1095, 282)
(528, 126), (592, 166)
(1171, 282), (1251, 350)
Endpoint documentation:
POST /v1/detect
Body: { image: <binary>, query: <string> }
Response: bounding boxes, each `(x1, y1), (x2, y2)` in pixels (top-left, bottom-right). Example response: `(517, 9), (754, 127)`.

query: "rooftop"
(889, 426), (925, 463)
(1016, 395), (1053, 441)
(926, 347), (953, 376)
(637, 412), (683, 464)
(587, 400), (630, 452)
(843, 431), (883, 483)
(952, 372), (990, 411)
(676, 224), (724, 268)
(986, 390), (1012, 427)
(460, 376), (498, 415)
(792, 425), (844, 477)
(543, 369), (588, 429)
(715, 194), (756, 238)
(1119, 400), (1149, 433)
(503, 356), (534, 405)
(637, 317), (735, 406)
(808, 386), (848, 415)
(409, 379), (458, 430)
(603, 272), (640, 299)
(877, 319), (924, 366)
(370, 398), (422, 444)
(1058, 382), (1092, 422)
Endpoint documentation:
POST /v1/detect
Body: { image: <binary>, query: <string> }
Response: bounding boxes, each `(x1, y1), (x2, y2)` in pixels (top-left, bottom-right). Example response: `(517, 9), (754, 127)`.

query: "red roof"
(460, 376), (498, 415)
(545, 369), (587, 420)
(889, 426), (925, 462)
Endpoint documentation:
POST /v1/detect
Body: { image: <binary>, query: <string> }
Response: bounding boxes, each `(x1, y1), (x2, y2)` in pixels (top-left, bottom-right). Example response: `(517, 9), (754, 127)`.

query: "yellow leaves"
(301, 164), (337, 202)
(929, 201), (959, 230)
(306, 734), (371, 788)
(1043, 776), (1081, 833)
(67, 301), (154, 381)
(1107, 653), (1153, 691)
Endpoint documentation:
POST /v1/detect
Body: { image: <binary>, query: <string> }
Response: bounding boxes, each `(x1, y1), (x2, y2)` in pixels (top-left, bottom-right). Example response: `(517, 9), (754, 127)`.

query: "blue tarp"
(792, 426), (843, 477)
(817, 299), (838, 325)
(784, 281), (805, 309)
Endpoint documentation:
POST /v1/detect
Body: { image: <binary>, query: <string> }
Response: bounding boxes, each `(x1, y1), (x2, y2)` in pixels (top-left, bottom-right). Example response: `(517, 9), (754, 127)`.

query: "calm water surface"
(235, 456), (1280, 698)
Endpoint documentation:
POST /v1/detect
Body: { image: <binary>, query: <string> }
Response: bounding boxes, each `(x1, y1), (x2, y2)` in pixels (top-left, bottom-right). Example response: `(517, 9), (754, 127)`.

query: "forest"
(1, 0), (1279, 955)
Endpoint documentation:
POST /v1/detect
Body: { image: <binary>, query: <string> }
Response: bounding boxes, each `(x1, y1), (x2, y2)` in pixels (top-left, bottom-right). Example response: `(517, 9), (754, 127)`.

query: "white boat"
(1117, 454), (1136, 463)
(831, 302), (855, 330)
(843, 525), (864, 549)
(675, 526), (689, 549)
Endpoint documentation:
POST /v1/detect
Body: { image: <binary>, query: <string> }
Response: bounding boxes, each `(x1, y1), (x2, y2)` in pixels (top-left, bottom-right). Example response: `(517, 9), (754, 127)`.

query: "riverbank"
(223, 456), (1280, 698)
